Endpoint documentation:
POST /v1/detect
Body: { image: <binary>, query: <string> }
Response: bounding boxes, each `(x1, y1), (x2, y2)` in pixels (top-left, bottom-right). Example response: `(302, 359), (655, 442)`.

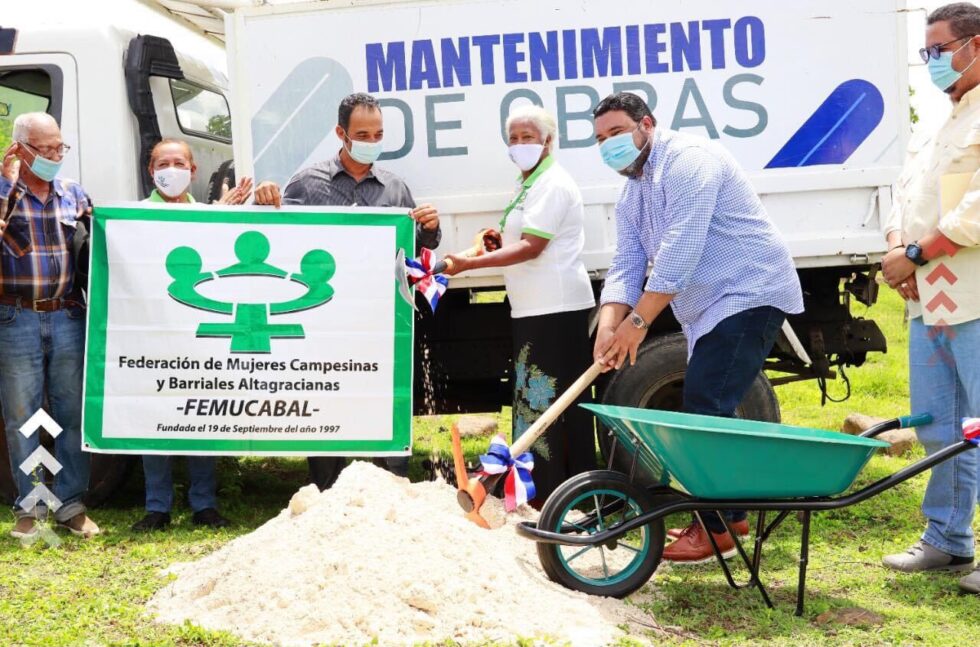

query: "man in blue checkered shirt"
(592, 93), (803, 564)
(0, 112), (99, 541)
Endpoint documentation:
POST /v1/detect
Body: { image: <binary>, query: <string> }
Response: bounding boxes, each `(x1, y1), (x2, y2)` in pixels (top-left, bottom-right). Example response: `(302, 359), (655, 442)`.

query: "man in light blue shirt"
(593, 92), (804, 564)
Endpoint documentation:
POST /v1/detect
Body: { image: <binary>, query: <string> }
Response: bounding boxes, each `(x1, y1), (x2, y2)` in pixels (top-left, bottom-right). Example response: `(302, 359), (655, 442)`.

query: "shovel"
(451, 361), (605, 528)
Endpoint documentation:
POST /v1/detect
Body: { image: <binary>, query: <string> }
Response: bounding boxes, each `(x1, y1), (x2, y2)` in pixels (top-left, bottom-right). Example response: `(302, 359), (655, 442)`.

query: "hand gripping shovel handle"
(509, 360), (604, 457)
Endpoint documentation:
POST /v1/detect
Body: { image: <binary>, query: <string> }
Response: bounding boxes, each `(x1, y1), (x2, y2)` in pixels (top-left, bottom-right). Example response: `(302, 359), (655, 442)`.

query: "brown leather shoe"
(57, 513), (101, 538)
(663, 521), (736, 564)
(10, 517), (39, 539)
(668, 518), (749, 539)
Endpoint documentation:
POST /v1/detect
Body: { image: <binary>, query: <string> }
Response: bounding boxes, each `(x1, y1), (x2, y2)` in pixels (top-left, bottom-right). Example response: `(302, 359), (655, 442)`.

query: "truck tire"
(598, 332), (780, 486)
(84, 455), (137, 508)
(308, 456), (345, 491)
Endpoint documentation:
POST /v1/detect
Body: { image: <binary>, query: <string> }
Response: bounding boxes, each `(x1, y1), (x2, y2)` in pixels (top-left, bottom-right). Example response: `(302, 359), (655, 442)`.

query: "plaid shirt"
(0, 175), (88, 300)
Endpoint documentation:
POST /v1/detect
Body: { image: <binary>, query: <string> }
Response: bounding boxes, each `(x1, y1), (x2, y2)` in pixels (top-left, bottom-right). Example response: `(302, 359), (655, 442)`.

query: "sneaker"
(668, 518), (749, 539)
(10, 517), (39, 539)
(662, 521), (736, 564)
(57, 513), (101, 538)
(192, 508), (230, 529)
(882, 541), (973, 573)
(959, 565), (980, 593)
(131, 511), (172, 532)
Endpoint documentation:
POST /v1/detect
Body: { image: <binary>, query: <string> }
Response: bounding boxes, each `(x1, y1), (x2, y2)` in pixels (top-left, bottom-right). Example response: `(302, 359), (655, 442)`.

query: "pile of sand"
(147, 461), (653, 646)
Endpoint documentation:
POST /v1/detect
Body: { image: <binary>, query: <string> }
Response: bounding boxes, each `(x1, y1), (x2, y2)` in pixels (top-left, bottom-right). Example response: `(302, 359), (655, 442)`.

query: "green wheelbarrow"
(516, 405), (980, 615)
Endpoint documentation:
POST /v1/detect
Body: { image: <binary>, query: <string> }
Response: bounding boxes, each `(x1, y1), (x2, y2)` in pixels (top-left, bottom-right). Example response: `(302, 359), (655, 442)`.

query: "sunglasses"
(919, 36), (973, 63)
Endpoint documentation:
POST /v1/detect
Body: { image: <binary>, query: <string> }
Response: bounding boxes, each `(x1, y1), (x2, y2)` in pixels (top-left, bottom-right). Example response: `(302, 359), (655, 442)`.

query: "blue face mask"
(928, 39), (976, 91)
(599, 127), (646, 172)
(21, 144), (63, 182)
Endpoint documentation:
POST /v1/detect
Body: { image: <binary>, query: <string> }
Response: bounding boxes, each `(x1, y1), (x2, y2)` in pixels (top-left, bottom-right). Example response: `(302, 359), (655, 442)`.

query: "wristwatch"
(628, 311), (650, 330)
(905, 242), (928, 267)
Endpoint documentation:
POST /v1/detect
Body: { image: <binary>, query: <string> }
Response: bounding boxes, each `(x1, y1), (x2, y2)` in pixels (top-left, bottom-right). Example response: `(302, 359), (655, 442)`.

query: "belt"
(0, 294), (82, 312)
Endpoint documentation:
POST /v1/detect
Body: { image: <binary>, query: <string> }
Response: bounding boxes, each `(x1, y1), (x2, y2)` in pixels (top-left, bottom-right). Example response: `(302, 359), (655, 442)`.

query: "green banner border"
(83, 205), (415, 455)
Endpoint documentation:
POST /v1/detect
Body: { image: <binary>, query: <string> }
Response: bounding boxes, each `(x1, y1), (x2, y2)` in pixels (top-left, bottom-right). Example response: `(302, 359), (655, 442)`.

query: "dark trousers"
(683, 306), (785, 532)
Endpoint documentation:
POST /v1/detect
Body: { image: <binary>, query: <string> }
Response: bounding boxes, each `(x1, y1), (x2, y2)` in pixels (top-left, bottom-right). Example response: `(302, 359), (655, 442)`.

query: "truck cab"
(0, 0), (235, 505)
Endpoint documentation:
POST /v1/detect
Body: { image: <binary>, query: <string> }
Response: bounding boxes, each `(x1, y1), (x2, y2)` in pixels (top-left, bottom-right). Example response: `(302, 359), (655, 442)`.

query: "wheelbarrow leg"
(796, 510), (812, 617)
(751, 511), (766, 577)
(695, 511), (775, 610)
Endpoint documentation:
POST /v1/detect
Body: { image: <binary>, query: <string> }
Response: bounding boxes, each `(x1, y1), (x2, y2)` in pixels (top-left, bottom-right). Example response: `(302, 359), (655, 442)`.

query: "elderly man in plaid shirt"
(0, 112), (99, 540)
(592, 92), (803, 564)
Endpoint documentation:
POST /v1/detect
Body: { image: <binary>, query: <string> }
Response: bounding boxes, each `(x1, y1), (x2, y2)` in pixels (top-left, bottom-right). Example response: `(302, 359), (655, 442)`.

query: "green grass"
(2, 288), (977, 646)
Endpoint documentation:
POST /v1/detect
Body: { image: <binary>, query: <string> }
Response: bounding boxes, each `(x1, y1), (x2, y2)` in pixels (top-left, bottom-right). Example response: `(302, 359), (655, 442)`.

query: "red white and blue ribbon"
(479, 434), (535, 511)
(405, 248), (449, 313)
(964, 418), (980, 444)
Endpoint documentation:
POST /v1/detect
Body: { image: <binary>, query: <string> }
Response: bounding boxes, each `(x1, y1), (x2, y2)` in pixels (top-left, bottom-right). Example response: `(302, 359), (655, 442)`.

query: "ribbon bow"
(964, 418), (980, 444)
(479, 434), (536, 511)
(405, 248), (449, 313)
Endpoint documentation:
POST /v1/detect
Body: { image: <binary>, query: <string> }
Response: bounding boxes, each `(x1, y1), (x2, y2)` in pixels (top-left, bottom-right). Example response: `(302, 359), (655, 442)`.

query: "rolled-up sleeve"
(600, 205), (647, 308)
(938, 169), (980, 247)
(645, 148), (721, 294)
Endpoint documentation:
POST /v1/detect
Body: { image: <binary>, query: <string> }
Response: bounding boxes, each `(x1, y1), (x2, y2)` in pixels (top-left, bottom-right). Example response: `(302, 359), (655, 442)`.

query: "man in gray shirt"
(254, 93), (440, 249)
(255, 92), (441, 486)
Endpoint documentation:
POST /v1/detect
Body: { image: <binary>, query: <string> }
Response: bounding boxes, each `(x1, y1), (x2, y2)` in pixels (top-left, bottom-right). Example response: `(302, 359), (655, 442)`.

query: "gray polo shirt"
(282, 153), (441, 250)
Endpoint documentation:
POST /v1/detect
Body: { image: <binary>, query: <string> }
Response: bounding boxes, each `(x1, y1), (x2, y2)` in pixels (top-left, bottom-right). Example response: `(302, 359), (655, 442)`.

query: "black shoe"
(192, 508), (230, 529)
(132, 511), (171, 532)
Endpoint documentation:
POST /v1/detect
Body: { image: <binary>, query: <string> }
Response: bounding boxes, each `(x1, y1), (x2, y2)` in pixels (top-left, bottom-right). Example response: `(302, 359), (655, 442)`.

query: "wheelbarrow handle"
(860, 413), (933, 438)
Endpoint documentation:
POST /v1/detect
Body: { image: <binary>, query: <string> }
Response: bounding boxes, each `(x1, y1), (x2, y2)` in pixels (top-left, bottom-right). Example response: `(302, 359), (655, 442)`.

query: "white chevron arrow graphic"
(19, 483), (63, 512)
(19, 446), (62, 476)
(18, 408), (62, 438)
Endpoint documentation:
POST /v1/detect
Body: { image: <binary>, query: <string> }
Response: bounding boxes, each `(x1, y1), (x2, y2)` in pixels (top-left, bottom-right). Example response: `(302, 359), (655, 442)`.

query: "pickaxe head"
(450, 423), (495, 529)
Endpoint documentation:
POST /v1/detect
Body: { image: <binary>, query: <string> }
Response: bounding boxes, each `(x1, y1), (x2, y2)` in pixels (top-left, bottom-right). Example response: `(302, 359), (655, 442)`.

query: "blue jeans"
(910, 316), (980, 558)
(142, 455), (218, 513)
(684, 306), (785, 533)
(0, 304), (88, 522)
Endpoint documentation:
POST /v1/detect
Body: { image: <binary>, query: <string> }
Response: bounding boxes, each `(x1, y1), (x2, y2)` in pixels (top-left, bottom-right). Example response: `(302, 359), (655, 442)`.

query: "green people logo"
(165, 231), (336, 353)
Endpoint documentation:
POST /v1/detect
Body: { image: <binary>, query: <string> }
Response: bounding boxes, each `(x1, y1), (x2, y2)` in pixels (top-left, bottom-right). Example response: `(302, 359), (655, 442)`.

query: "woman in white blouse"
(443, 105), (596, 504)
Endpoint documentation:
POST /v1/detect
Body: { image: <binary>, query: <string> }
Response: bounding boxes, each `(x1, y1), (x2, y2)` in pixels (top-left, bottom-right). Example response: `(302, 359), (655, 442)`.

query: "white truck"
(224, 0), (908, 426)
(0, 0), (237, 504)
(0, 0), (910, 498)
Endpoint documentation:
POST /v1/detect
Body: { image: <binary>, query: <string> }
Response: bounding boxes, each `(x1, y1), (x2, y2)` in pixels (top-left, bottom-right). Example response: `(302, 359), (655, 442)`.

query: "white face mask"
(508, 143), (545, 171)
(153, 167), (192, 198)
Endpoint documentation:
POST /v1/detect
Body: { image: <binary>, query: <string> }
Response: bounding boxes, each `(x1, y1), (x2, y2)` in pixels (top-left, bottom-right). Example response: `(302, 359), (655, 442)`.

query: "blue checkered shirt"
(0, 176), (88, 300)
(601, 129), (804, 357)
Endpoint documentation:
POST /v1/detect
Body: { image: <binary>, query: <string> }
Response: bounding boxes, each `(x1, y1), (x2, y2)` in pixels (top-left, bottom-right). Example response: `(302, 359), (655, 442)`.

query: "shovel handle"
(509, 361), (604, 458)
(431, 258), (451, 275)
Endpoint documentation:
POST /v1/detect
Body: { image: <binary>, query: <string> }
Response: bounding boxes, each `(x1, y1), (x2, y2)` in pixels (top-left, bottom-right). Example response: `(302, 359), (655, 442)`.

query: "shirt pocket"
(944, 126), (980, 176)
(1, 217), (33, 258)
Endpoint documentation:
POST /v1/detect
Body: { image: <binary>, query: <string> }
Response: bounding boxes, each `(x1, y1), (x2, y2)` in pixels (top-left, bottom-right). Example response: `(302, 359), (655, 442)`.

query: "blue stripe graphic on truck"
(766, 79), (884, 168)
(251, 58), (354, 188)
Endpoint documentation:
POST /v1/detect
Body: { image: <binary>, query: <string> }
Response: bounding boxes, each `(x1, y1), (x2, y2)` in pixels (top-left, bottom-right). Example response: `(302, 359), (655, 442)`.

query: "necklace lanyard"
(498, 155), (554, 231)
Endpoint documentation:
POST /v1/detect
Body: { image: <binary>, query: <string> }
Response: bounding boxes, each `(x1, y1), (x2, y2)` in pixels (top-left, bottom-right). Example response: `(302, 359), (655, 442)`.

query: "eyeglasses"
(919, 36), (973, 63)
(20, 141), (71, 158)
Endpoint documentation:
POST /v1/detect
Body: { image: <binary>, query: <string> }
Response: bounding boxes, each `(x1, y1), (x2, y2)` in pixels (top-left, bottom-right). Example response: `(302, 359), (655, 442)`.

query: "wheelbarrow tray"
(584, 404), (889, 499)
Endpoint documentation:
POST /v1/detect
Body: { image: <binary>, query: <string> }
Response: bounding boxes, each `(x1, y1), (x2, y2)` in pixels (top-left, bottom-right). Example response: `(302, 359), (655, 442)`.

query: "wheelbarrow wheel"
(536, 470), (664, 598)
